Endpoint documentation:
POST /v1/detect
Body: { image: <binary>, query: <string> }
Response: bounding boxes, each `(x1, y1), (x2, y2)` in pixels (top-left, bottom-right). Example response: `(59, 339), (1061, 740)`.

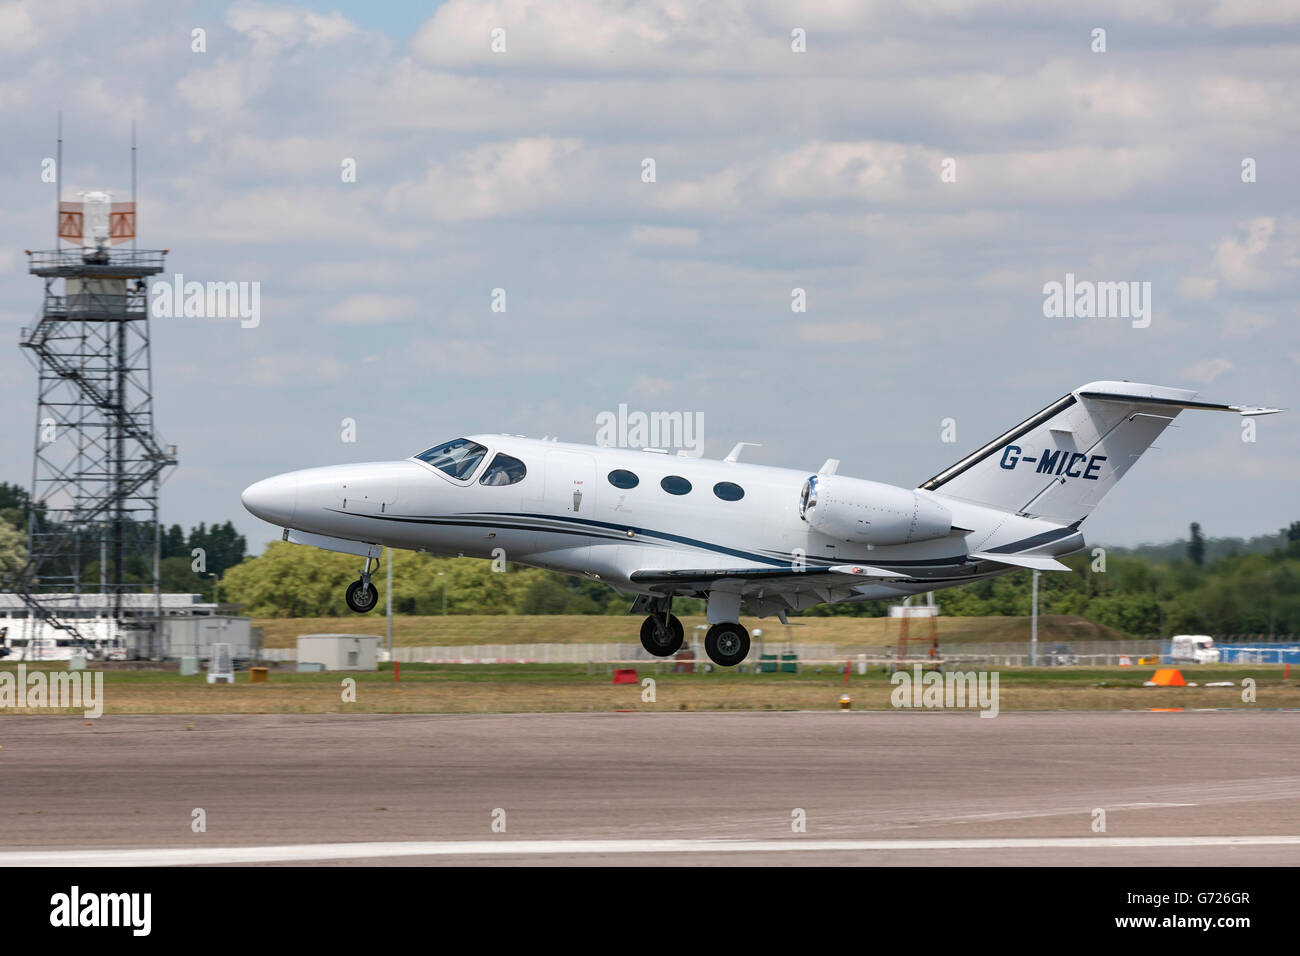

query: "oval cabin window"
(607, 469), (639, 489)
(713, 481), (745, 501)
(660, 475), (692, 495)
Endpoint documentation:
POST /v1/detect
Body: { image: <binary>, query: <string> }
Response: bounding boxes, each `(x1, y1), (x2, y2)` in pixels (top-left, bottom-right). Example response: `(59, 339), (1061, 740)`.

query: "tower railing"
(26, 248), (167, 275)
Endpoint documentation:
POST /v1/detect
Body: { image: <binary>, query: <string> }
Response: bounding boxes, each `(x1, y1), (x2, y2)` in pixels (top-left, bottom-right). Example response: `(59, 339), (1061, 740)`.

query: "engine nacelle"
(798, 474), (952, 545)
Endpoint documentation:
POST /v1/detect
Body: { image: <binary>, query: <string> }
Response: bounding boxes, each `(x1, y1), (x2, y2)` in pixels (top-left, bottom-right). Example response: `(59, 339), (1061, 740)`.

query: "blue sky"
(0, 0), (1296, 552)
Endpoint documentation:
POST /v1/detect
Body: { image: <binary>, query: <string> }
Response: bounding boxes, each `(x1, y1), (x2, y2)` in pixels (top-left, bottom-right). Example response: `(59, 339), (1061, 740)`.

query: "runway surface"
(1, 711), (1297, 865)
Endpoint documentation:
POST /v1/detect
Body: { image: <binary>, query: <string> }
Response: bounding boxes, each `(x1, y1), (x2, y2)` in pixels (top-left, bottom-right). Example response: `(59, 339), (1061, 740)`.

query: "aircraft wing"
(629, 564), (912, 590)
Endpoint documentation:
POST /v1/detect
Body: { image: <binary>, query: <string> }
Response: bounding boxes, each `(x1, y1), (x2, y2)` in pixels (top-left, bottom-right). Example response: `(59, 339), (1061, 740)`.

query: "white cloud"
(228, 1), (357, 50)
(390, 137), (585, 221)
(1222, 308), (1274, 337)
(323, 294), (417, 325)
(758, 140), (914, 202)
(630, 226), (699, 246)
(243, 352), (348, 387)
(412, 0), (757, 73)
(628, 374), (675, 398)
(175, 3), (357, 111)
(797, 321), (885, 345)
(1181, 358), (1234, 383)
(159, 188), (423, 247)
(1206, 0), (1300, 26)
(653, 166), (745, 214)
(1178, 275), (1218, 300)
(176, 57), (272, 112)
(1209, 217), (1292, 291)
(0, 1), (39, 54)
(971, 146), (1175, 201)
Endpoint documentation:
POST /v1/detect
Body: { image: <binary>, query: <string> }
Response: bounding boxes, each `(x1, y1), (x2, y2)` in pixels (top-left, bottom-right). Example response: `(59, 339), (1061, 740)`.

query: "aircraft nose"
(241, 472), (299, 527)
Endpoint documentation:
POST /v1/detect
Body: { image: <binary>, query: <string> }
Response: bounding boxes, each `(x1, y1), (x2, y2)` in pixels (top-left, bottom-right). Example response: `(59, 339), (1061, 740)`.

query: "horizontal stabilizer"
(969, 551), (1072, 572)
(1077, 387), (1281, 416)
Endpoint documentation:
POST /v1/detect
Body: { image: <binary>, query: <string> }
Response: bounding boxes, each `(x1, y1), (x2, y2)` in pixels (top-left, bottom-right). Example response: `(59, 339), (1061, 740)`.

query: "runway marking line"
(4, 835), (1300, 866)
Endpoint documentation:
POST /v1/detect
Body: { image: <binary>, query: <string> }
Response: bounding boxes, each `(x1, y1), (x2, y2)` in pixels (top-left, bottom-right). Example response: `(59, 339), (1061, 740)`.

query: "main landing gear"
(640, 602), (684, 657)
(701, 589), (750, 667)
(345, 556), (380, 613)
(703, 622), (750, 668)
(633, 592), (753, 667)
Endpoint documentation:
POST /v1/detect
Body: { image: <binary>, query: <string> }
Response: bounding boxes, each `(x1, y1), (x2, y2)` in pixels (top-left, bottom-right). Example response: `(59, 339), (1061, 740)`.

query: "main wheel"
(704, 622), (750, 667)
(345, 579), (379, 613)
(640, 613), (684, 656)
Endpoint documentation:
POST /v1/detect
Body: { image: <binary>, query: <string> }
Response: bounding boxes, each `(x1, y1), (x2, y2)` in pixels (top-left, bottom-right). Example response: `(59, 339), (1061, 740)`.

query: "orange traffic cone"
(1150, 668), (1186, 686)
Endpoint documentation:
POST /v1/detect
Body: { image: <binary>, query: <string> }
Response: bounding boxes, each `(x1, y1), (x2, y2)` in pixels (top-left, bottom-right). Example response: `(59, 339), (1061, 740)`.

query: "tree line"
(0, 481), (245, 602)
(215, 521), (1300, 637)
(803, 522), (1300, 636)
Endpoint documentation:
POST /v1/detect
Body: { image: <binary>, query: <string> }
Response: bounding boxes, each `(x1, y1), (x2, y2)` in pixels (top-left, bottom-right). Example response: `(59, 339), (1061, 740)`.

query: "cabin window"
(415, 438), (488, 480)
(713, 481), (745, 501)
(480, 453), (527, 486)
(660, 475), (692, 495)
(608, 469), (639, 489)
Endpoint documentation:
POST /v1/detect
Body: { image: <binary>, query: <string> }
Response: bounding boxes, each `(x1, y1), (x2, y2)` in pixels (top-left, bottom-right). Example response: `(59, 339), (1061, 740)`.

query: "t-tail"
(918, 381), (1280, 524)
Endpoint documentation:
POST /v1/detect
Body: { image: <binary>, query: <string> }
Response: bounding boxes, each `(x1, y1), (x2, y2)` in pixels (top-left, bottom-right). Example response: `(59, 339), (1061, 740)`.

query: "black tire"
(640, 614), (684, 656)
(704, 622), (750, 667)
(346, 579), (379, 613)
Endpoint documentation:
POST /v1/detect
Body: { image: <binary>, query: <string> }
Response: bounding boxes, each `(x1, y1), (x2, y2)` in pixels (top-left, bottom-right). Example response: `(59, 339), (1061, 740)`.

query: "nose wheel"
(345, 580), (378, 613)
(704, 622), (750, 667)
(640, 612), (684, 656)
(345, 556), (380, 614)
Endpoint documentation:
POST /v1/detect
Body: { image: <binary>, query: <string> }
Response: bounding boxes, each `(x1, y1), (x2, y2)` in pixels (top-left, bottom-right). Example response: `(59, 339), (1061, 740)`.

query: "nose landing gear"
(345, 556), (380, 613)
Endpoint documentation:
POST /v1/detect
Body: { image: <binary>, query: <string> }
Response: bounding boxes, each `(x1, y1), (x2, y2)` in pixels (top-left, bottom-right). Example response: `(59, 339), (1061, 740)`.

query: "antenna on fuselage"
(724, 442), (762, 463)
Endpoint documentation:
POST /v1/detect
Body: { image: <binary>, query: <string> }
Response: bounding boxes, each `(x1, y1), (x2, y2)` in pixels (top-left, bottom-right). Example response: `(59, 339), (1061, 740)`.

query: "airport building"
(0, 593), (257, 662)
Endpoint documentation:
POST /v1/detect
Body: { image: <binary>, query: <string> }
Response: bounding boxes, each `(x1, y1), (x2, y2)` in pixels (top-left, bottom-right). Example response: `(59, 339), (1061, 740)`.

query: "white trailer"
(1170, 634), (1221, 664)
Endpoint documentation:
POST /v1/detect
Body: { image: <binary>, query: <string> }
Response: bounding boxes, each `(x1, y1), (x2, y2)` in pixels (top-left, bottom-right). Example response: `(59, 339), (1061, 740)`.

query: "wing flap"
(629, 564), (912, 589)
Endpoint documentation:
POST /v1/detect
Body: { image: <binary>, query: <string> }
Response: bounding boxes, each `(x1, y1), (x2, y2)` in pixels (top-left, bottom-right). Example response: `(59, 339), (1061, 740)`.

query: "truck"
(1170, 634), (1221, 664)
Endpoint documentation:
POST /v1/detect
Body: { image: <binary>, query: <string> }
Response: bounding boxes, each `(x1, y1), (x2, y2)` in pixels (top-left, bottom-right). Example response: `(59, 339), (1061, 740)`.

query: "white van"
(1170, 634), (1220, 664)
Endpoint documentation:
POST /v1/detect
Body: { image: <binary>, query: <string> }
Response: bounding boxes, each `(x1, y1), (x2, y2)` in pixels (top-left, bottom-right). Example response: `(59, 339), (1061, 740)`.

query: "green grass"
(2, 662), (1281, 682)
(2, 662), (1289, 714)
(252, 613), (1133, 648)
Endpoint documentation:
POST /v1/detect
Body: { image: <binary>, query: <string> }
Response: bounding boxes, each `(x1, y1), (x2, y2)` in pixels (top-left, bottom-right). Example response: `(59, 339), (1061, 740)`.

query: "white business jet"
(242, 381), (1278, 666)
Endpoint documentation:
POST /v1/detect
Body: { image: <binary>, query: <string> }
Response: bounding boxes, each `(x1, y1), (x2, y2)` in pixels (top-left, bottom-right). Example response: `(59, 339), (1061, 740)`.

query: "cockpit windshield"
(415, 438), (488, 479)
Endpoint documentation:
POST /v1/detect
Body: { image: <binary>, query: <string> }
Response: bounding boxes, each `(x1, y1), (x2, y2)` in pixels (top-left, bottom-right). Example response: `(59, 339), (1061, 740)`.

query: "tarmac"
(1, 711), (1297, 865)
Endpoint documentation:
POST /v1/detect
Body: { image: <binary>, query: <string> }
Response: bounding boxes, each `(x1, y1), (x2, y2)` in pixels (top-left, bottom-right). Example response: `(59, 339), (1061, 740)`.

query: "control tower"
(11, 187), (177, 658)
